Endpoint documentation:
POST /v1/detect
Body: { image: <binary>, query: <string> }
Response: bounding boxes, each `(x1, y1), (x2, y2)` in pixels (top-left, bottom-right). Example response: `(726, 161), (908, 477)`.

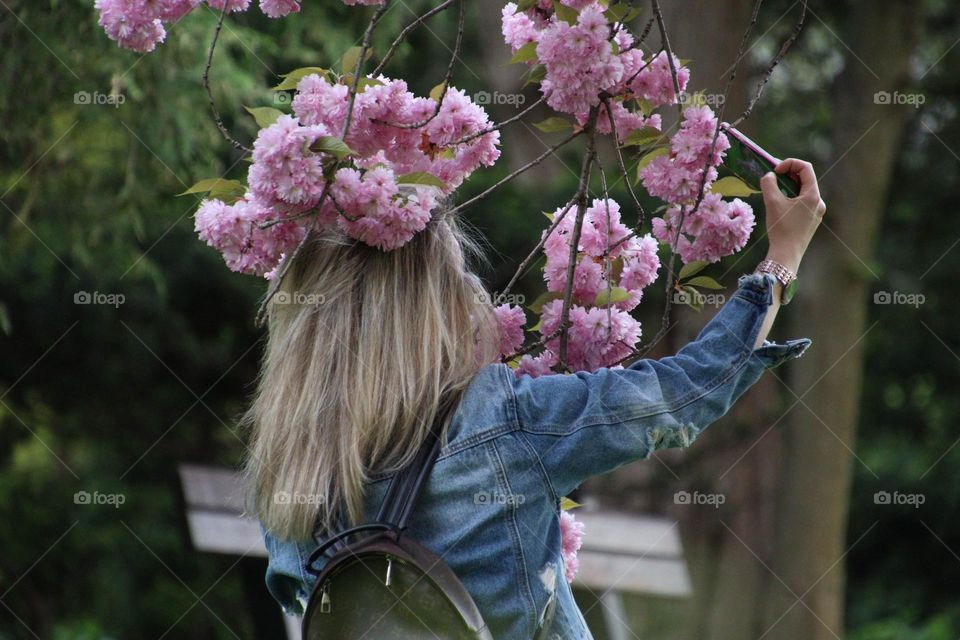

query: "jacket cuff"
(734, 271), (813, 369)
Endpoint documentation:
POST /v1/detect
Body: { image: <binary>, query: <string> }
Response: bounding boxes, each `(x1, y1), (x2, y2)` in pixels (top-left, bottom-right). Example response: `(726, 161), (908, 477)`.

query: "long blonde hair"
(243, 208), (500, 541)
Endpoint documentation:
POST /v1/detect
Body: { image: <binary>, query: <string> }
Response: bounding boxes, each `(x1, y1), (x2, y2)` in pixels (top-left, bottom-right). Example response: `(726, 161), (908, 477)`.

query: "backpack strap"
(306, 395), (456, 573)
(376, 395), (455, 531)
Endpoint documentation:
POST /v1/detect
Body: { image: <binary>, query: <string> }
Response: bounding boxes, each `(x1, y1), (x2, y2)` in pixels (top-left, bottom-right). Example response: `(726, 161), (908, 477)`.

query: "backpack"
(301, 398), (558, 639)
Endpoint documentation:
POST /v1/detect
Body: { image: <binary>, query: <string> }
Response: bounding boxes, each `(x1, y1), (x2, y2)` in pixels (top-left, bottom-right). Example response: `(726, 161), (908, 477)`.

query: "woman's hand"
(760, 158), (827, 273)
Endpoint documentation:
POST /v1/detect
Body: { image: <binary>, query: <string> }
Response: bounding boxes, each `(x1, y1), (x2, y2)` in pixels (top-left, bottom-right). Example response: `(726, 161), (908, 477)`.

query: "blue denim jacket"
(261, 271), (811, 638)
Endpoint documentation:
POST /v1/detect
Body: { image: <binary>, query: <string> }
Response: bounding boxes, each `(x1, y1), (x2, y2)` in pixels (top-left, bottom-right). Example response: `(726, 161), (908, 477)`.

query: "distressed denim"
(261, 271), (811, 639)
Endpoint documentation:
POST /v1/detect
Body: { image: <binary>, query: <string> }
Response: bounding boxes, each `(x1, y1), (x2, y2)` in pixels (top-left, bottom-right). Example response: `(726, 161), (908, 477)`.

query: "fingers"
(775, 158), (820, 201)
(759, 171), (781, 203)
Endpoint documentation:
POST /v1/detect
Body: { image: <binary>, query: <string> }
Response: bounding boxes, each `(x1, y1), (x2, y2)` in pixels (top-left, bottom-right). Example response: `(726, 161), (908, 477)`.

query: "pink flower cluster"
(559, 510), (585, 583)
(639, 105), (730, 205)
(95, 0), (380, 52)
(652, 193), (755, 264)
(494, 304), (526, 357)
(293, 77), (499, 193)
(195, 196), (306, 277)
(515, 198), (661, 376)
(637, 104), (755, 263)
(501, 2), (685, 140)
(194, 75), (499, 275)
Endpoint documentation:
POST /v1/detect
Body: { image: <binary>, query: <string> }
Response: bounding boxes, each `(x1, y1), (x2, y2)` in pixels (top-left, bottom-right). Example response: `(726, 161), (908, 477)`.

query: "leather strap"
(376, 396), (455, 531)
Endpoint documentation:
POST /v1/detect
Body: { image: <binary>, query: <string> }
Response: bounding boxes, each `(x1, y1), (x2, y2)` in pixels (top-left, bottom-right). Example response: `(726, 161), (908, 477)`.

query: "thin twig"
(203, 4), (251, 154)
(342, 0), (393, 139)
(450, 95), (546, 146)
(449, 129), (583, 215)
(498, 197), (578, 302)
(372, 0), (465, 130)
(729, 0), (808, 128)
(371, 0), (459, 76)
(601, 95), (647, 224)
(557, 108), (600, 369)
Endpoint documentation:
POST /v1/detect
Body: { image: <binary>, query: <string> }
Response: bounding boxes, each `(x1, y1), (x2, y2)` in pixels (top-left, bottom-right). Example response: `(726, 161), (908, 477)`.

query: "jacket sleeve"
(507, 271), (811, 498)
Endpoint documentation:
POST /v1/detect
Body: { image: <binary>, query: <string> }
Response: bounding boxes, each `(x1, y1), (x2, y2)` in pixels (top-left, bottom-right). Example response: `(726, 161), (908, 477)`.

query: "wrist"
(764, 248), (802, 274)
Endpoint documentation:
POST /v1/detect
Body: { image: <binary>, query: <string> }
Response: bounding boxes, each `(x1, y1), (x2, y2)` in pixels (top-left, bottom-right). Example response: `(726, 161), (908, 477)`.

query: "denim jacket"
(260, 271), (811, 638)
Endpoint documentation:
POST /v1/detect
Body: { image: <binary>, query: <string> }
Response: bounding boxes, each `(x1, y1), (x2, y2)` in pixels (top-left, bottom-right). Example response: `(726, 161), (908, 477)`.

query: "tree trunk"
(760, 2), (920, 638)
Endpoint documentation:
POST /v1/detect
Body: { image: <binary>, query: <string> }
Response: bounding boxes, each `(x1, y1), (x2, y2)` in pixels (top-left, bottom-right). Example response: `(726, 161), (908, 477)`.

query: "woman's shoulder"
(440, 362), (519, 456)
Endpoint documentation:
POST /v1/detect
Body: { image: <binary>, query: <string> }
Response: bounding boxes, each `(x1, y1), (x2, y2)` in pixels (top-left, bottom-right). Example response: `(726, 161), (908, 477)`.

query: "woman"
(246, 158), (826, 638)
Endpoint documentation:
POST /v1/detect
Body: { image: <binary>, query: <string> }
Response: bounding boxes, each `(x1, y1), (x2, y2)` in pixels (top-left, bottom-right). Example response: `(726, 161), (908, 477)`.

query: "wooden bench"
(178, 463), (691, 639)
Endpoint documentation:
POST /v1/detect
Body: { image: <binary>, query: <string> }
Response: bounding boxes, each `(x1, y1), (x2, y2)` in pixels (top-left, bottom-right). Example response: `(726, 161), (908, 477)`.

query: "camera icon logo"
(873, 291), (891, 304)
(473, 490), (490, 505)
(674, 490), (691, 505)
(873, 91), (891, 105)
(74, 291), (92, 304)
(874, 490), (891, 505)
(74, 491), (92, 504)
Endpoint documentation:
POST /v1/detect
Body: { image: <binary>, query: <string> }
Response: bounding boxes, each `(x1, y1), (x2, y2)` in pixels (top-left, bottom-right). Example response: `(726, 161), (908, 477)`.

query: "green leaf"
(678, 260), (709, 279)
(516, 0), (538, 10)
(528, 291), (563, 314)
(680, 285), (704, 312)
(356, 76), (384, 93)
(178, 178), (246, 200)
(604, 3), (641, 23)
(634, 146), (669, 183)
(709, 175), (761, 197)
(543, 211), (555, 222)
(594, 287), (632, 306)
(636, 96), (653, 116)
(429, 82), (447, 102)
(621, 126), (664, 147)
(310, 136), (357, 160)
(560, 497), (581, 511)
(553, 0), (578, 25)
(244, 106), (284, 129)
(523, 64), (547, 86)
(272, 67), (330, 91)
(508, 41), (539, 65)
(533, 117), (572, 133)
(685, 275), (724, 290)
(341, 46), (372, 74)
(396, 172), (445, 189)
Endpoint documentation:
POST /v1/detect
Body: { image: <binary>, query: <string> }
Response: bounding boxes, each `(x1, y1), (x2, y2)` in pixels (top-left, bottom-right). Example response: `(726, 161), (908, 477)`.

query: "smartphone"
(720, 123), (800, 198)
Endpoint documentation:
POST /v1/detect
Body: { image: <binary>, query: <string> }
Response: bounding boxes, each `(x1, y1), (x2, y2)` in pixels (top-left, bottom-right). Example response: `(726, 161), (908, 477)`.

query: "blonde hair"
(243, 209), (500, 541)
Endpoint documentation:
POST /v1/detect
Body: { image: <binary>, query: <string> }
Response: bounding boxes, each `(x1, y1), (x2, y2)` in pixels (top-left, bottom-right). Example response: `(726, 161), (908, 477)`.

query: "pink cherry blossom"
(559, 510), (585, 583)
(493, 304), (526, 357)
